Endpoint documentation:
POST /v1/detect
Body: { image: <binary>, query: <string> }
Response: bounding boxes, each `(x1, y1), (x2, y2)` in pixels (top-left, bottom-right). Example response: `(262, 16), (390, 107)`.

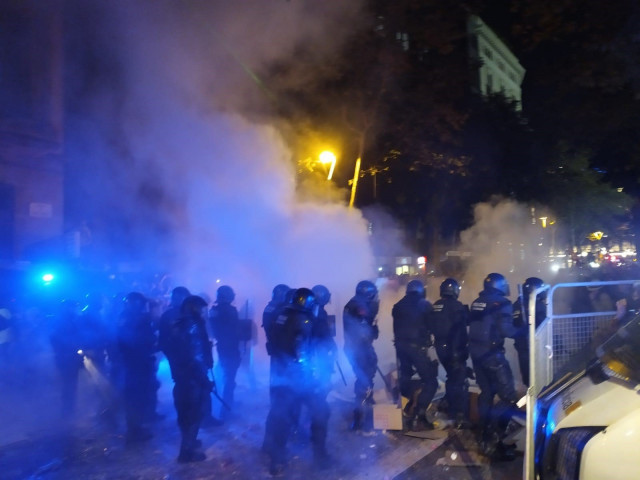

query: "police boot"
(125, 426), (153, 445)
(480, 429), (500, 458)
(350, 407), (363, 431)
(412, 409), (434, 432)
(177, 448), (206, 463)
(455, 413), (472, 430)
(360, 404), (376, 436)
(493, 441), (517, 462)
(269, 460), (286, 477)
(313, 447), (332, 470)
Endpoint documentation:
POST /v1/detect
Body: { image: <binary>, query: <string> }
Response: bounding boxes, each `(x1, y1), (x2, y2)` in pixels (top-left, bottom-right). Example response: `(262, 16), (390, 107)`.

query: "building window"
(487, 73), (493, 93)
(483, 47), (493, 59)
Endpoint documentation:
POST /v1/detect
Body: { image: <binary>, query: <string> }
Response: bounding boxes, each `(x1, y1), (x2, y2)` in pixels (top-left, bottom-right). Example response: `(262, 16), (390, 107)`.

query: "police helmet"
(356, 280), (378, 301)
(440, 278), (461, 299)
(284, 288), (297, 305)
(291, 287), (317, 313)
(406, 279), (426, 297)
(272, 284), (290, 303)
(216, 285), (235, 304)
(523, 277), (546, 299)
(483, 273), (510, 296)
(170, 286), (191, 308)
(312, 284), (331, 306)
(124, 292), (147, 311)
(181, 295), (208, 316)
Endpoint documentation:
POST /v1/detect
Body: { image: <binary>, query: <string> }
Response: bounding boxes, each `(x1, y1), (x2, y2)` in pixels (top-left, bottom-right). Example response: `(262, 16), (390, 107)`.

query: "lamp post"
(349, 157), (361, 208)
(319, 150), (336, 181)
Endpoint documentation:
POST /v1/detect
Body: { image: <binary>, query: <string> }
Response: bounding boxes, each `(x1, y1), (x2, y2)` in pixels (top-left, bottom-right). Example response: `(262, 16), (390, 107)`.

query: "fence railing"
(524, 279), (638, 480)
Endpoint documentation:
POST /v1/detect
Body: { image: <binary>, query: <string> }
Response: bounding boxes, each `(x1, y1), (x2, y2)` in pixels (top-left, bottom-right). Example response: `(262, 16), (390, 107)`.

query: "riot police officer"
(262, 284), (290, 357)
(343, 280), (379, 434)
(311, 284), (338, 398)
(209, 285), (241, 419)
(512, 277), (547, 386)
(117, 292), (156, 444)
(80, 292), (108, 375)
(158, 286), (191, 355)
(263, 288), (331, 476)
(50, 299), (84, 417)
(392, 279), (437, 431)
(430, 278), (471, 429)
(469, 273), (519, 459)
(261, 283), (292, 454)
(164, 295), (213, 463)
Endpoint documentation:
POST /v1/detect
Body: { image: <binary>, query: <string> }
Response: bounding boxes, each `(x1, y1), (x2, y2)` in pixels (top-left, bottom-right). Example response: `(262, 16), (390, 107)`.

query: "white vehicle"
(525, 281), (640, 480)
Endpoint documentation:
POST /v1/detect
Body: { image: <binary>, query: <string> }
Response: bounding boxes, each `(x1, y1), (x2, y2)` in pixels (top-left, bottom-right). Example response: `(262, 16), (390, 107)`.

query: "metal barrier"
(523, 279), (638, 480)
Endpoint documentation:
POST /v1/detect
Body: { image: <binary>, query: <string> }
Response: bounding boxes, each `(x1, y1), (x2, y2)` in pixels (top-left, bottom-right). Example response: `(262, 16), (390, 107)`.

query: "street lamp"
(349, 157), (361, 208)
(319, 150), (336, 180)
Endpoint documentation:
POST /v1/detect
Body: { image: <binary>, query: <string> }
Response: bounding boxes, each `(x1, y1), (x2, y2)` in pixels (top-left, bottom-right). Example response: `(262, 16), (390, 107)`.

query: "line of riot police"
(390, 272), (548, 463)
(36, 271), (551, 473)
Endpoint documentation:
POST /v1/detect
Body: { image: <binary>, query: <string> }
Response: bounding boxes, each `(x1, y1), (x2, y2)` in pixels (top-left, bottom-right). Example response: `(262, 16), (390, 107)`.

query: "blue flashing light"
(545, 418), (556, 437)
(42, 273), (54, 283)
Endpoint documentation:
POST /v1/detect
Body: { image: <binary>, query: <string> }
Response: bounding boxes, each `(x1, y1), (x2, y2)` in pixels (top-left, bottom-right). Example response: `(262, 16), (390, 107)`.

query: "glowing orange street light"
(349, 157), (361, 208)
(319, 150), (337, 180)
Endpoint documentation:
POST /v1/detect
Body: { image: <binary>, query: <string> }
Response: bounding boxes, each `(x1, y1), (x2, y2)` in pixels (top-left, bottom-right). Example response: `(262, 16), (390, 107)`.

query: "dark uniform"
(164, 295), (213, 463)
(263, 288), (330, 476)
(209, 285), (241, 417)
(158, 286), (191, 355)
(81, 292), (119, 424)
(311, 285), (338, 398)
(50, 299), (84, 417)
(512, 277), (547, 387)
(430, 278), (470, 427)
(343, 280), (379, 433)
(263, 284), (291, 357)
(80, 292), (108, 375)
(261, 284), (291, 454)
(468, 273), (519, 459)
(392, 279), (437, 430)
(117, 292), (157, 444)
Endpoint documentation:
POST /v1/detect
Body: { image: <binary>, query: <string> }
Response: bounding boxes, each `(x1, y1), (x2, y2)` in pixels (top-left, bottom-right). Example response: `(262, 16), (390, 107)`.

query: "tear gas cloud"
(5, 0), (385, 447)
(457, 198), (552, 304)
(65, 0), (374, 305)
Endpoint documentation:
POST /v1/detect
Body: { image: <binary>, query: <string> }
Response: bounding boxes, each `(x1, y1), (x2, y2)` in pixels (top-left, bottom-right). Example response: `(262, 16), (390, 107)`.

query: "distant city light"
(550, 264), (560, 273)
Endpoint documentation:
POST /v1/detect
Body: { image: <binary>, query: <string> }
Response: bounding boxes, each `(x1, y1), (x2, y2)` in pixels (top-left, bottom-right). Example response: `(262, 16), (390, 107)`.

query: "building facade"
(467, 15), (526, 109)
(0, 1), (64, 263)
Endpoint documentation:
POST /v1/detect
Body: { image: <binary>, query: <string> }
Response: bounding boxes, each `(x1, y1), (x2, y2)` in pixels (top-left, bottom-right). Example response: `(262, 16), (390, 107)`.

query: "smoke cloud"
(457, 197), (550, 304)
(64, 0), (374, 304)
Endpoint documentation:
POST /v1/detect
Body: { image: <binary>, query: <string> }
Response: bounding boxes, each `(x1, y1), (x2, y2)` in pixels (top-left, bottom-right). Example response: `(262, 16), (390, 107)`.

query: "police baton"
(209, 368), (232, 411)
(335, 360), (347, 386)
(376, 366), (394, 396)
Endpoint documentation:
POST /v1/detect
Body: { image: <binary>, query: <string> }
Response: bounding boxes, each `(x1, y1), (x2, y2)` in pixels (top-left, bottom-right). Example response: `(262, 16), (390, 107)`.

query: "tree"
(541, 145), (632, 249)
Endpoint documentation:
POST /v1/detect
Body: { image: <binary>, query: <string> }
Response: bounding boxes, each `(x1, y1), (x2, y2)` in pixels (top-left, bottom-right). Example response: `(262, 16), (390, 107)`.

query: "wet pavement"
(0, 352), (524, 480)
